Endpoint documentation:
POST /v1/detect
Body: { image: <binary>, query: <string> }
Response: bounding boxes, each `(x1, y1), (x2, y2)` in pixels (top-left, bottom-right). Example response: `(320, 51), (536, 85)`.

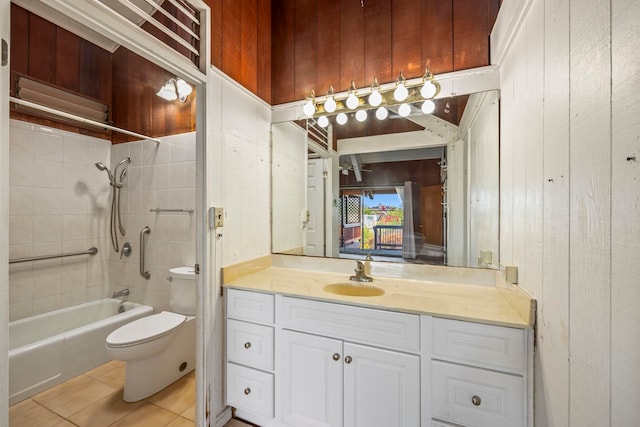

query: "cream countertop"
(222, 261), (535, 329)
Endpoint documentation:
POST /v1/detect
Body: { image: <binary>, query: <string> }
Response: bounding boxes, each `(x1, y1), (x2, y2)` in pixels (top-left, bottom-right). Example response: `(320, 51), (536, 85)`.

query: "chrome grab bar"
(140, 226), (151, 280)
(9, 247), (98, 264)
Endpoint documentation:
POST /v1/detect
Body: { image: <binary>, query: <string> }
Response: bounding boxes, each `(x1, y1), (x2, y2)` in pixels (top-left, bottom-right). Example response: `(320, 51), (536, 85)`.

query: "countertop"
(222, 263), (535, 329)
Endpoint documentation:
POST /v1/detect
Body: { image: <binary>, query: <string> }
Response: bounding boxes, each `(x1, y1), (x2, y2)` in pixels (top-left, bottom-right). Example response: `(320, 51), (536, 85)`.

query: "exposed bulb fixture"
(303, 90), (316, 116)
(398, 103), (411, 117)
(421, 99), (435, 114)
(375, 106), (388, 120)
(318, 115), (329, 127)
(346, 81), (359, 109)
(156, 77), (192, 102)
(336, 112), (348, 125)
(324, 86), (337, 113)
(355, 109), (367, 122)
(368, 77), (382, 107)
(420, 67), (441, 99)
(342, 168), (349, 176)
(393, 72), (408, 102)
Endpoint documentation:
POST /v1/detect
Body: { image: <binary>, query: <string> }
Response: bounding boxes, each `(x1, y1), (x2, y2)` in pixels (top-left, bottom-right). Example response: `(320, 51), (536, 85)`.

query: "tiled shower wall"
(8, 119), (112, 321)
(8, 119), (196, 321)
(108, 132), (196, 312)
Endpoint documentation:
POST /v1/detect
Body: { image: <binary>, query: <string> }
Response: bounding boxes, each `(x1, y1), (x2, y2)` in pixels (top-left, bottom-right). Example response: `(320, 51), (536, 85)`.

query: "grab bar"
(140, 226), (151, 280)
(9, 247), (98, 264)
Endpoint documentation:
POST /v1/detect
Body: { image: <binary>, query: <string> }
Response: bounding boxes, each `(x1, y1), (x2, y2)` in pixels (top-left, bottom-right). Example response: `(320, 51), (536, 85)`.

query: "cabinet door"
(281, 330), (343, 427)
(343, 343), (420, 427)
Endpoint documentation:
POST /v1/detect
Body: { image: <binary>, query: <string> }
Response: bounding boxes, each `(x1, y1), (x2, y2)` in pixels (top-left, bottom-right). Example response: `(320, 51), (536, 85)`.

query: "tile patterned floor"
(8, 360), (252, 427)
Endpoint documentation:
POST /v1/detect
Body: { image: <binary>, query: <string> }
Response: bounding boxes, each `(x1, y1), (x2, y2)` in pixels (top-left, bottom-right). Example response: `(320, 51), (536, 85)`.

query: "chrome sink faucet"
(350, 260), (373, 283)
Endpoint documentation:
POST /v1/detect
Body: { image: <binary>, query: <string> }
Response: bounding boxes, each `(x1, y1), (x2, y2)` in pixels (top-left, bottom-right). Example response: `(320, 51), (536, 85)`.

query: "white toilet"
(106, 266), (196, 402)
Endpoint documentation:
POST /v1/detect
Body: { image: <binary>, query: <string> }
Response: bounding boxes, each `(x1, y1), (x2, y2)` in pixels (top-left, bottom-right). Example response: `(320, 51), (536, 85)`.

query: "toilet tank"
(168, 266), (196, 315)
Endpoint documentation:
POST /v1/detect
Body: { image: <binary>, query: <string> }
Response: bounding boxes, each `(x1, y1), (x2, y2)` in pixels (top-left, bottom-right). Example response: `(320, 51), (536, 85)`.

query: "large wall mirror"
(272, 90), (499, 269)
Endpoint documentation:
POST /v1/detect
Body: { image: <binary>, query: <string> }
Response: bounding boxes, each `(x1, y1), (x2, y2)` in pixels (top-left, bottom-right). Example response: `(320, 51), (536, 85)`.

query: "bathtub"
(9, 298), (153, 405)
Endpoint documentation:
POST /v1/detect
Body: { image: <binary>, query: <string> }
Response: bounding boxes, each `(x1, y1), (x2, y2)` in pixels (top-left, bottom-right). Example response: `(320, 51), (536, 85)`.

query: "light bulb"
(420, 80), (437, 99)
(398, 103), (411, 117)
(176, 79), (193, 97)
(375, 107), (388, 120)
(369, 89), (382, 107)
(303, 99), (315, 116)
(324, 97), (336, 113)
(394, 83), (408, 101)
(156, 81), (177, 101)
(346, 92), (359, 109)
(355, 110), (367, 122)
(318, 116), (329, 127)
(342, 168), (349, 176)
(336, 112), (348, 125)
(421, 99), (435, 114)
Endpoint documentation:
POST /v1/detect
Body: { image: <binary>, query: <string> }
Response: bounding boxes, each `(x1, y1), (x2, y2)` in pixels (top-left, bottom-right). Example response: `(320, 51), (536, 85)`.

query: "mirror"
(271, 90), (499, 268)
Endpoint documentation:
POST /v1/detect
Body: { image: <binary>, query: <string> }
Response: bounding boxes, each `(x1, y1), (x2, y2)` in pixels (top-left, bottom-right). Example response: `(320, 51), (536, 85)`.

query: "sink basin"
(323, 283), (385, 297)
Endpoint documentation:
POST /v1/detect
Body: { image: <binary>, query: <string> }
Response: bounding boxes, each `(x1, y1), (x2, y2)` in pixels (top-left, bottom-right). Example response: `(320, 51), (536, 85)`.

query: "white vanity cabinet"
(280, 297), (421, 427)
(426, 316), (529, 427)
(225, 288), (531, 427)
(226, 289), (276, 419)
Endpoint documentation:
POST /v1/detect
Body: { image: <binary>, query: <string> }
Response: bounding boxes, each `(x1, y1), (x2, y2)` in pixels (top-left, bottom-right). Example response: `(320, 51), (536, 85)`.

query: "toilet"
(106, 266), (196, 402)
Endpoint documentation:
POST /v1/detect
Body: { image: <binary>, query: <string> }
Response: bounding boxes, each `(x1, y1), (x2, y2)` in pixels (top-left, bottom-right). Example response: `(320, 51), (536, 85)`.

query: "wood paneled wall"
(10, 4), (196, 144)
(271, 0), (500, 105)
(206, 0), (272, 103)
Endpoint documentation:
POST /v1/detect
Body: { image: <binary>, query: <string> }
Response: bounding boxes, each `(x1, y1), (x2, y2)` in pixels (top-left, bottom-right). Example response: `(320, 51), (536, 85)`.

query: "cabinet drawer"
(227, 319), (274, 371)
(226, 363), (274, 418)
(432, 361), (525, 427)
(281, 296), (420, 352)
(432, 317), (526, 372)
(227, 289), (274, 324)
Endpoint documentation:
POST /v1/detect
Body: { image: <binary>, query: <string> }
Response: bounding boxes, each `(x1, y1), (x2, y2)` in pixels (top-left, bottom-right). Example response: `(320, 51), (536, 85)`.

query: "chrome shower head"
(114, 157), (131, 184)
(95, 162), (114, 182)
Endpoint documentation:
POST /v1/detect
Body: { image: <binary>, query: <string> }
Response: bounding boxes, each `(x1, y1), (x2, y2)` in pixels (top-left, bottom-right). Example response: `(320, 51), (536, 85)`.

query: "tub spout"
(112, 289), (130, 298)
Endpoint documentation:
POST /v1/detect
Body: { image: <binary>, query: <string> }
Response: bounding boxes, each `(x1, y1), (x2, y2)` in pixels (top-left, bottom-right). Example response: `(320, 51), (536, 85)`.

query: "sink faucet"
(112, 288), (130, 298)
(350, 260), (373, 283)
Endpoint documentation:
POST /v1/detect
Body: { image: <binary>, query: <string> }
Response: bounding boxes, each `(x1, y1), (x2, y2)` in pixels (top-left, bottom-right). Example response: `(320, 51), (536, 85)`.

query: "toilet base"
(121, 317), (196, 402)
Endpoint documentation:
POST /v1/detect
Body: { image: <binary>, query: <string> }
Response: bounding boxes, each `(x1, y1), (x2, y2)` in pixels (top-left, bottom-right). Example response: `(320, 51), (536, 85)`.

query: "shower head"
(114, 157), (131, 184)
(95, 162), (114, 182)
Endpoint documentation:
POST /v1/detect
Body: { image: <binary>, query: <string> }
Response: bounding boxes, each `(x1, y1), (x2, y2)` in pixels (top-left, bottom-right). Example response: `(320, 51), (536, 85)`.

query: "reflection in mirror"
(271, 90), (499, 268)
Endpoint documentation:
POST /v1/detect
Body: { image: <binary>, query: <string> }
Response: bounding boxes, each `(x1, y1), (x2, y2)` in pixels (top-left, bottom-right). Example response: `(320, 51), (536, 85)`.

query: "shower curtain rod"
(9, 96), (162, 143)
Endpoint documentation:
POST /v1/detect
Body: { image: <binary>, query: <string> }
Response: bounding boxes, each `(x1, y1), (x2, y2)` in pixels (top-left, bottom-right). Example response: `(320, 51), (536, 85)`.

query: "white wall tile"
(9, 216), (33, 245)
(33, 188), (63, 215)
(33, 215), (63, 243)
(10, 186), (34, 216)
(63, 214), (89, 241)
(35, 128), (64, 162)
(10, 155), (35, 187)
(9, 122), (35, 159)
(34, 159), (65, 189)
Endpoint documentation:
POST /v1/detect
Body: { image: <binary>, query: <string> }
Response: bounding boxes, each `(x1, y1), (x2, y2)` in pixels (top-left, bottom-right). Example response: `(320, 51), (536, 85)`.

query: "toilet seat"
(106, 311), (186, 348)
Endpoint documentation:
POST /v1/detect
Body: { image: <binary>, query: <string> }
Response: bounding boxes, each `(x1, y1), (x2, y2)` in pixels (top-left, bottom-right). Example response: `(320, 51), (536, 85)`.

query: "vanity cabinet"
(226, 289), (276, 419)
(280, 296), (421, 427)
(428, 317), (529, 427)
(225, 288), (531, 427)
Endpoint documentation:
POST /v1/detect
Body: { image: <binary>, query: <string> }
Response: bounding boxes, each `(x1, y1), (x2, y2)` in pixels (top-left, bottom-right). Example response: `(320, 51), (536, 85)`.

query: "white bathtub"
(9, 298), (153, 405)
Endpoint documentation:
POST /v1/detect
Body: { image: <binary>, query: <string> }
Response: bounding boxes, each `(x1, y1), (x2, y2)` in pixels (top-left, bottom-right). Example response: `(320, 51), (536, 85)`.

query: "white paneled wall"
(8, 120), (112, 321)
(109, 132), (196, 312)
(496, 0), (640, 425)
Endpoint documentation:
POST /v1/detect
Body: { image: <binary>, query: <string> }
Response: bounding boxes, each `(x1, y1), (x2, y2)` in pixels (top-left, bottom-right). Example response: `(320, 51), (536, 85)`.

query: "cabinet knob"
(244, 387), (251, 395)
(244, 342), (251, 349)
(332, 353), (340, 361)
(344, 356), (352, 364)
(472, 395), (481, 406)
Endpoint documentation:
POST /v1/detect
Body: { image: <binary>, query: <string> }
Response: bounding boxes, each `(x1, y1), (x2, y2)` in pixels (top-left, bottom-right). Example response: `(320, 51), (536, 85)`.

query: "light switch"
(209, 207), (224, 228)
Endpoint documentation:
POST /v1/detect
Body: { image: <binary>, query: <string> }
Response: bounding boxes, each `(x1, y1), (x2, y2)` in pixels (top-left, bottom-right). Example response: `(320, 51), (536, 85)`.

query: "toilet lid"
(106, 311), (186, 348)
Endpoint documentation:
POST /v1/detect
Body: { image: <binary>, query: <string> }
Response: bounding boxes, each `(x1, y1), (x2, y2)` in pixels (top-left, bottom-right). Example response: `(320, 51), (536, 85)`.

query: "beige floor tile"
(167, 416), (196, 427)
(109, 402), (180, 427)
(147, 371), (195, 415)
(86, 360), (126, 388)
(9, 399), (69, 427)
(67, 389), (145, 427)
(32, 374), (117, 418)
(181, 402), (196, 421)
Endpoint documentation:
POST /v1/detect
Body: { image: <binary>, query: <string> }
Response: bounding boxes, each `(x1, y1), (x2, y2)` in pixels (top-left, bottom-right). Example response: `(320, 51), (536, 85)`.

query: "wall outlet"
(479, 250), (493, 265)
(209, 207), (224, 228)
(501, 264), (518, 284)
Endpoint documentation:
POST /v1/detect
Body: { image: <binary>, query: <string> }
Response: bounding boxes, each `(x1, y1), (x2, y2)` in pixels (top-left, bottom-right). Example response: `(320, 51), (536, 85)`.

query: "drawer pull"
(244, 387), (251, 395)
(472, 395), (481, 406)
(332, 353), (340, 361)
(244, 342), (252, 349)
(344, 356), (353, 364)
